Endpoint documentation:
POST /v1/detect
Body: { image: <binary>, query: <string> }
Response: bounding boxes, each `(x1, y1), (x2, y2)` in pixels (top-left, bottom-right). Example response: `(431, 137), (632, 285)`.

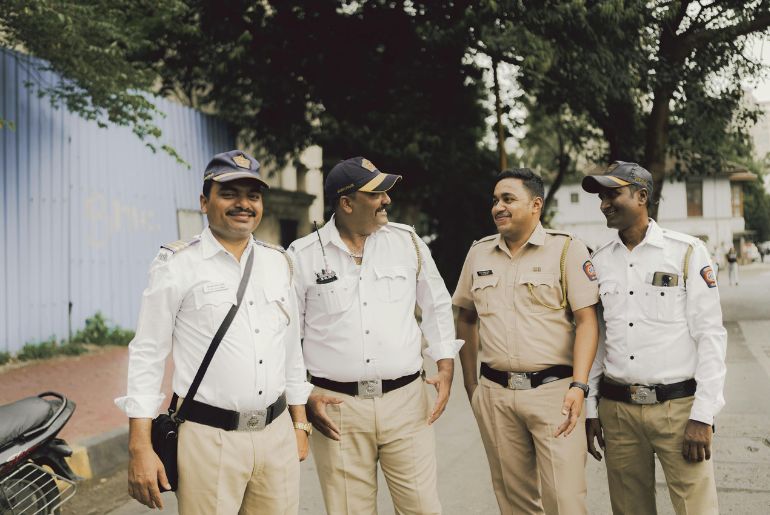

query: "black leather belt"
(179, 394), (287, 431)
(310, 371), (421, 397)
(480, 363), (573, 390)
(600, 378), (696, 405)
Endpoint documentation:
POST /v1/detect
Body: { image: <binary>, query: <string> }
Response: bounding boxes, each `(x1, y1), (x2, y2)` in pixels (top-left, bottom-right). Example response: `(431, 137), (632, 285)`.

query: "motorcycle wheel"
(0, 465), (61, 515)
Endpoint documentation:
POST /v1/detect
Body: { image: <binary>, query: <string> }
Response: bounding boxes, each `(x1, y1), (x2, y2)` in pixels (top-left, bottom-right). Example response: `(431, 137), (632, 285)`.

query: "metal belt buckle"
(357, 379), (383, 398)
(237, 409), (267, 431)
(629, 385), (658, 405)
(507, 372), (532, 390)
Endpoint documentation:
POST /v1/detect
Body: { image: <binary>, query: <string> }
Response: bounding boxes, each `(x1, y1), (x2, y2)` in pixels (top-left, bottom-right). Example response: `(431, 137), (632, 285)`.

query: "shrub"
(18, 336), (58, 361)
(73, 312), (135, 346)
(0, 351), (10, 365)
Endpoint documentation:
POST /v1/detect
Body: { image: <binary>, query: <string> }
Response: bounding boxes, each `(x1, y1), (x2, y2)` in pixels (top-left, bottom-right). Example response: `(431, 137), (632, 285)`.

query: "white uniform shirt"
(115, 228), (312, 418)
(586, 220), (727, 424)
(288, 216), (462, 382)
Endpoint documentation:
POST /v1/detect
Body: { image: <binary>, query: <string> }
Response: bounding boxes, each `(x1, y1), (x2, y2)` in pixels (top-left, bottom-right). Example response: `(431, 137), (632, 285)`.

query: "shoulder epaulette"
(388, 221), (417, 233)
(256, 240), (294, 282)
(287, 231), (318, 253)
(160, 236), (200, 254)
(471, 234), (497, 246)
(590, 239), (614, 258)
(544, 229), (573, 239)
(660, 228), (698, 246)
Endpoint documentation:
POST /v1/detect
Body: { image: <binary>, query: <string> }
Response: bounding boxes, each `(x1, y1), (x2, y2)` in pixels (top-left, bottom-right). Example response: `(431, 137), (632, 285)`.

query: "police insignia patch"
(583, 260), (597, 281)
(700, 266), (717, 288)
(361, 158), (377, 173)
(233, 154), (251, 168)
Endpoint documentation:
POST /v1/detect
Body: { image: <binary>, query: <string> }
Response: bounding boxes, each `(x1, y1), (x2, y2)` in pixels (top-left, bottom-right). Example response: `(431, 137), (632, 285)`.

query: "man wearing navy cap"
(117, 150), (313, 514)
(288, 157), (462, 514)
(582, 161), (726, 514)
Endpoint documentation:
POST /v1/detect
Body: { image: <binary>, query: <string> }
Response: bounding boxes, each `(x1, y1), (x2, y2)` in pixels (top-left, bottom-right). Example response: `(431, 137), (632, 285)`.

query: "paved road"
(94, 263), (770, 515)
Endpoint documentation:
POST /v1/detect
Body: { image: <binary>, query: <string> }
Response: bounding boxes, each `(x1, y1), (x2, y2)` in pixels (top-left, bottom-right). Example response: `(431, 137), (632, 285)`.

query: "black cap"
(581, 161), (653, 197)
(203, 150), (269, 189)
(324, 157), (402, 203)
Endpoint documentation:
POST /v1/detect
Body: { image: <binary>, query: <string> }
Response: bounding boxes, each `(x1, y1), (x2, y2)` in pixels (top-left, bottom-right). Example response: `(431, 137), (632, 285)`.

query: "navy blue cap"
(324, 156), (401, 203)
(203, 150), (269, 189)
(581, 161), (653, 197)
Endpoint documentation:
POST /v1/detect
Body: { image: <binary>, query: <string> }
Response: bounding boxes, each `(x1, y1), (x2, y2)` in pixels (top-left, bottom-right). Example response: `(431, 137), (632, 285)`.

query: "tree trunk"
(644, 83), (675, 220)
(493, 57), (507, 171)
(542, 128), (569, 223)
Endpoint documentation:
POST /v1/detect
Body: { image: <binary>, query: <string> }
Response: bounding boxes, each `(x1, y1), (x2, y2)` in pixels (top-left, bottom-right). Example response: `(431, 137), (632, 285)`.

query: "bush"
(0, 351), (10, 365)
(74, 312), (134, 346)
(59, 342), (87, 356)
(17, 336), (58, 361)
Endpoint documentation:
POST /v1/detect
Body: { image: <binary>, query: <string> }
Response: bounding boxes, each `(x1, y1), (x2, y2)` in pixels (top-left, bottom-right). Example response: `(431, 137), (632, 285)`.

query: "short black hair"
(628, 183), (653, 207)
(495, 168), (545, 200)
(202, 179), (213, 199)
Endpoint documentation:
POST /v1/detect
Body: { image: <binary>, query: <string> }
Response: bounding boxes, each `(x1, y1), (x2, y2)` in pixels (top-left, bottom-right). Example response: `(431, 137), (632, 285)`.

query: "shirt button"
(630, 355), (635, 360)
(365, 330), (370, 334)
(660, 292), (665, 296)
(629, 322), (634, 327)
(259, 360), (263, 364)
(249, 301), (254, 305)
(258, 390), (263, 395)
(280, 297), (285, 302)
(363, 302), (368, 306)
(629, 291), (634, 295)
(255, 328), (260, 334)
(366, 359), (371, 363)
(629, 263), (634, 268)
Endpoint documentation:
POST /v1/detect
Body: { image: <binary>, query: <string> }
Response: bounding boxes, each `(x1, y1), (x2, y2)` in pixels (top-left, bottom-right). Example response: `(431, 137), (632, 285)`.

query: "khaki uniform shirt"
(452, 223), (599, 372)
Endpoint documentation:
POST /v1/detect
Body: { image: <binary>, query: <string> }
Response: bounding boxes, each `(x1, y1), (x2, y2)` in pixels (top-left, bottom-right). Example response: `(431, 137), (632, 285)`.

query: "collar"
(324, 214), (389, 254)
(200, 226), (254, 260)
(495, 222), (545, 257)
(609, 218), (665, 252)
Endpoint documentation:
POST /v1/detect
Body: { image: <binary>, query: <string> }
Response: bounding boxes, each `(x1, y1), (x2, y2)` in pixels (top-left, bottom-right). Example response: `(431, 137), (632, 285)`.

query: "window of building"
(279, 219), (299, 249)
(686, 181), (703, 217)
(731, 183), (744, 217)
(570, 193), (579, 204)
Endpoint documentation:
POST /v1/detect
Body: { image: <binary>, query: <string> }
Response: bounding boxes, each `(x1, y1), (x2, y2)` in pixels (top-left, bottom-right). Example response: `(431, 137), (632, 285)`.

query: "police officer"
(289, 157), (461, 514)
(453, 168), (599, 515)
(582, 161), (727, 515)
(116, 150), (312, 514)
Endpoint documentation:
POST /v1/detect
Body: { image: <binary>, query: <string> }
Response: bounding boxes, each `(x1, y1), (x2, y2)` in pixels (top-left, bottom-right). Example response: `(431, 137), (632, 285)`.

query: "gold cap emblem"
(233, 154), (251, 169)
(361, 158), (377, 173)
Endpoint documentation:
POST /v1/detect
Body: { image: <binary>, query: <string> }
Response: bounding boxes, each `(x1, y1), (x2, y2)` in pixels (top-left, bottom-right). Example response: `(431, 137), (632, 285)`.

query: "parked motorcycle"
(0, 392), (79, 514)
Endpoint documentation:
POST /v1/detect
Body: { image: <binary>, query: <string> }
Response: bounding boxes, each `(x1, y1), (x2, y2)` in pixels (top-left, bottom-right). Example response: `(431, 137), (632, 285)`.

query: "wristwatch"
(293, 422), (313, 435)
(569, 381), (590, 397)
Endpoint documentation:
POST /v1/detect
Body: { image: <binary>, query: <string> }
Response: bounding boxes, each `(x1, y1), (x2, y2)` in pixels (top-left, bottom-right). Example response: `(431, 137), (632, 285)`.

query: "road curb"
(68, 426), (129, 479)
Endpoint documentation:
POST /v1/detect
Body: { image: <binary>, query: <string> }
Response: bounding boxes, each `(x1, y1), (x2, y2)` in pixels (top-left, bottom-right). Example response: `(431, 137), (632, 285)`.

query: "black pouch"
(150, 411), (179, 492)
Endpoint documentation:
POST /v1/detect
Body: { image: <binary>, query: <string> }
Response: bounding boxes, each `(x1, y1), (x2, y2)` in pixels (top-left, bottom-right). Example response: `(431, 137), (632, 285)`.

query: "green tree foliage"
(479, 1), (770, 217)
(0, 0), (187, 161)
(744, 179), (770, 242)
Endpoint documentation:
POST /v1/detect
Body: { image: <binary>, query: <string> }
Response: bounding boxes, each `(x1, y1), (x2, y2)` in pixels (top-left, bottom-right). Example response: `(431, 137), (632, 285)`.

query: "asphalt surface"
(68, 263), (770, 515)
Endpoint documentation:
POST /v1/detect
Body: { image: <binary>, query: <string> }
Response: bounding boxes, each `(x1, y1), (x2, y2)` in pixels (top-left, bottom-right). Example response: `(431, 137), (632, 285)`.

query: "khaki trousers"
(176, 409), (299, 515)
(309, 377), (441, 515)
(598, 396), (718, 515)
(472, 376), (588, 515)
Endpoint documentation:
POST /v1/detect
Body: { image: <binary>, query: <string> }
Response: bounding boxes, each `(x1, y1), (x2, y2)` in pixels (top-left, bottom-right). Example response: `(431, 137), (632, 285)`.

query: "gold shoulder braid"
(682, 243), (694, 289)
(527, 236), (571, 311)
(408, 230), (422, 280)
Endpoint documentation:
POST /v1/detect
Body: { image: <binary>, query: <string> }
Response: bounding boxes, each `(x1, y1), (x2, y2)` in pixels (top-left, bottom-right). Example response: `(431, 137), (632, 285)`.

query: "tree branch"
(679, 9), (770, 57)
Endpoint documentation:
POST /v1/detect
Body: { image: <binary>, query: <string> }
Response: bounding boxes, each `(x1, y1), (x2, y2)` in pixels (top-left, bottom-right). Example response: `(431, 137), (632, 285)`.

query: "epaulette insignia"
(160, 236), (200, 254)
(256, 240), (294, 282)
(591, 240), (613, 258)
(388, 222), (417, 233)
(472, 234), (497, 246)
(255, 240), (286, 253)
(544, 229), (573, 238)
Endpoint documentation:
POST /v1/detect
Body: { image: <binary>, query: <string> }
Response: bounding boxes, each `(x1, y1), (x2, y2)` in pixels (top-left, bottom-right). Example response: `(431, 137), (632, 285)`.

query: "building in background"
(0, 48), (323, 354)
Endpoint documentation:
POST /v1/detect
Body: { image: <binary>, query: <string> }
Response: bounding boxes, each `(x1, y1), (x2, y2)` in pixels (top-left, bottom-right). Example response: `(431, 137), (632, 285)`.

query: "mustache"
(227, 208), (257, 217)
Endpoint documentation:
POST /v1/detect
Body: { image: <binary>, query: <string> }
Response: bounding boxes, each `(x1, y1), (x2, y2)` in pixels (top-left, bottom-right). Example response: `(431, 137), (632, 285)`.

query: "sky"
(744, 36), (770, 102)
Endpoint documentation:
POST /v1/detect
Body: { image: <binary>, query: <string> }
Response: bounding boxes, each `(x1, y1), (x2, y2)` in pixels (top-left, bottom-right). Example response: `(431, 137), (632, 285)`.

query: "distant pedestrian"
(453, 168), (599, 515)
(289, 156), (461, 514)
(116, 150), (312, 514)
(582, 161), (727, 515)
(727, 246), (739, 285)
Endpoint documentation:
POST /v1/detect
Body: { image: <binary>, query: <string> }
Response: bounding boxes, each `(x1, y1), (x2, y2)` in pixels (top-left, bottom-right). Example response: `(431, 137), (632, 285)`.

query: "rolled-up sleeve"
(686, 243), (727, 425)
(114, 254), (179, 418)
(283, 278), (313, 405)
(415, 237), (464, 361)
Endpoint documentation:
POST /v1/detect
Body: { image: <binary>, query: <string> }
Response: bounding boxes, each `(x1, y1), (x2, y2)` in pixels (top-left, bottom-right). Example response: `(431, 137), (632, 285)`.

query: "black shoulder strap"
(172, 248), (255, 422)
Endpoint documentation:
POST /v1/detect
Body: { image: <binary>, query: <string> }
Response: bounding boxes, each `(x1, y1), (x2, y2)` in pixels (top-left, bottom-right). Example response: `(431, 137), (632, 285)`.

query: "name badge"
(203, 282), (228, 293)
(477, 270), (493, 276)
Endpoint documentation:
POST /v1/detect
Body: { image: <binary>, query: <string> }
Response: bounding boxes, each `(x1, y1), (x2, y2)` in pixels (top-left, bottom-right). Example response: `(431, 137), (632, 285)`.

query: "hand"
(464, 382), (478, 403)
(306, 394), (344, 441)
(682, 419), (713, 462)
(553, 387), (584, 438)
(586, 418), (605, 461)
(426, 360), (454, 424)
(295, 428), (309, 461)
(127, 446), (169, 509)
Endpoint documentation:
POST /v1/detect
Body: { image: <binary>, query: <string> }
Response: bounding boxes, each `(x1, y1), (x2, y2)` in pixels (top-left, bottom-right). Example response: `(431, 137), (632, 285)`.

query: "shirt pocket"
(193, 286), (237, 333)
(262, 285), (291, 332)
(374, 266), (411, 303)
(471, 274), (499, 315)
(308, 276), (357, 315)
(640, 285), (686, 322)
(598, 280), (622, 320)
(518, 272), (560, 314)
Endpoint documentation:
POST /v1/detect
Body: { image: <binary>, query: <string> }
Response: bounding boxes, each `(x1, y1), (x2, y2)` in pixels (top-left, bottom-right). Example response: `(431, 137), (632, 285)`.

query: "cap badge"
(606, 162), (619, 173)
(233, 154), (251, 169)
(361, 158), (377, 173)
